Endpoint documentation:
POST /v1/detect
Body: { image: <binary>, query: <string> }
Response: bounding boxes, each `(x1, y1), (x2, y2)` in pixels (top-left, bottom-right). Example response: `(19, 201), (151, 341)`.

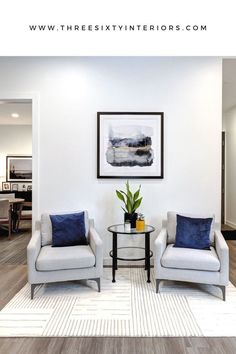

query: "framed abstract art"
(97, 112), (164, 179)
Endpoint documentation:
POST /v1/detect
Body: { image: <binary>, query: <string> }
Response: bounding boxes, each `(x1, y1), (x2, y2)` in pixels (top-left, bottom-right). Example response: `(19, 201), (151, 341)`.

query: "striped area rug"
(0, 268), (236, 337)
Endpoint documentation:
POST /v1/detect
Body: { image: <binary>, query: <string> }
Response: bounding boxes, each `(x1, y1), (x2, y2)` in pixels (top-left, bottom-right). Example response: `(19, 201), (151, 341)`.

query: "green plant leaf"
(133, 197), (143, 212)
(120, 190), (128, 197)
(121, 207), (127, 213)
(126, 180), (135, 209)
(133, 190), (139, 201)
(133, 185), (141, 201)
(127, 189), (133, 201)
(116, 190), (125, 203)
(126, 197), (132, 213)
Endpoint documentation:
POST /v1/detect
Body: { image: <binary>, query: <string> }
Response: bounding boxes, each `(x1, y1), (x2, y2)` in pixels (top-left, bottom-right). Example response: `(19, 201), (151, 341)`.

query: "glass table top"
(107, 224), (155, 234)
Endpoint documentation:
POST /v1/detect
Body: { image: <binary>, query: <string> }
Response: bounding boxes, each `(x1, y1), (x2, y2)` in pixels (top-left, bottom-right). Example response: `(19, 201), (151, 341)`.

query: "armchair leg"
(31, 284), (37, 300)
(89, 278), (101, 292)
(217, 285), (226, 301)
(95, 278), (101, 292)
(156, 279), (161, 293)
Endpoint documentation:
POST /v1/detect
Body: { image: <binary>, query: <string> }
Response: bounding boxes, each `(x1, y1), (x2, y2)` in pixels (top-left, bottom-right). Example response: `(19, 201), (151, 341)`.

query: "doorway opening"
(0, 99), (32, 244)
(222, 59), (236, 239)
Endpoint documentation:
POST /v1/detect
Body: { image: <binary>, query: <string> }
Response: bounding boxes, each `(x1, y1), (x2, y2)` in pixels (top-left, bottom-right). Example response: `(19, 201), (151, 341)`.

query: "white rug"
(0, 268), (236, 337)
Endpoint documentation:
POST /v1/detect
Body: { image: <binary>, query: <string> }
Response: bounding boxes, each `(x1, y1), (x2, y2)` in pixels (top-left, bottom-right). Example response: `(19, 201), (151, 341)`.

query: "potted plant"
(116, 181), (143, 228)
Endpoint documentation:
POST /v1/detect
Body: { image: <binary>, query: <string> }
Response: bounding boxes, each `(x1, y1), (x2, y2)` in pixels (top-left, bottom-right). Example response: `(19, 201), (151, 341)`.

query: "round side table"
(107, 224), (155, 283)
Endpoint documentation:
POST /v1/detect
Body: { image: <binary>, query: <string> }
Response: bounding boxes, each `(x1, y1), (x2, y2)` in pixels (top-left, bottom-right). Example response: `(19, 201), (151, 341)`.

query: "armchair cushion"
(174, 214), (212, 250)
(41, 210), (89, 246)
(167, 211), (215, 245)
(36, 245), (95, 271)
(161, 244), (220, 272)
(50, 212), (87, 247)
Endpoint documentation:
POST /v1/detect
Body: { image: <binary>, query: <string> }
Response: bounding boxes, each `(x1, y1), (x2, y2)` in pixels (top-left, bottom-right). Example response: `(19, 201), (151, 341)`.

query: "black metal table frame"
(109, 231), (153, 283)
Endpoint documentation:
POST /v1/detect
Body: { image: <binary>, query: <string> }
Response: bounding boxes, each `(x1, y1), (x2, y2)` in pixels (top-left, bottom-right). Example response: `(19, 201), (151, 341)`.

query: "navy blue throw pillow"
(174, 214), (212, 250)
(50, 212), (88, 247)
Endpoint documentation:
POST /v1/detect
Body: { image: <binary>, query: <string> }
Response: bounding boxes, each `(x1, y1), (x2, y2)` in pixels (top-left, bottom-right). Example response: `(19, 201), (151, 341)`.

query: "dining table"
(8, 198), (25, 205)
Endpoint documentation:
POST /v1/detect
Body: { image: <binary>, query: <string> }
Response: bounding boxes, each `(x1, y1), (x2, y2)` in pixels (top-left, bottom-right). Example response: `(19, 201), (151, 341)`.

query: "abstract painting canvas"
(97, 112), (164, 178)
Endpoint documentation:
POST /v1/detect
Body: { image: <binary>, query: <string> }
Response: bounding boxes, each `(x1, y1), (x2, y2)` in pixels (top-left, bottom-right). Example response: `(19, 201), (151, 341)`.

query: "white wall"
(0, 125), (32, 189)
(0, 57), (222, 262)
(224, 107), (236, 228)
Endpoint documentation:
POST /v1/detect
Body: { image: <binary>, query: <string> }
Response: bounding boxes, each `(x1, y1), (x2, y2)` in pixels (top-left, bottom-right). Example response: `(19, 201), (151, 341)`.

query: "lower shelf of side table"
(109, 246), (153, 262)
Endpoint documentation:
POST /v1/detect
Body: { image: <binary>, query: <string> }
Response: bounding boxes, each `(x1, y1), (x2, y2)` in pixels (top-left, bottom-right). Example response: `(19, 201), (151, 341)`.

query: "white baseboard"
(225, 220), (236, 229)
(103, 258), (112, 266)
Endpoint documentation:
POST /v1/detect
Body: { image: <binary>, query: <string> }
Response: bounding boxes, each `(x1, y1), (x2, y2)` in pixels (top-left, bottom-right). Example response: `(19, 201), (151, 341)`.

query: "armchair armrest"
(154, 228), (167, 277)
(89, 227), (103, 271)
(27, 230), (41, 283)
(154, 228), (167, 259)
(215, 230), (229, 284)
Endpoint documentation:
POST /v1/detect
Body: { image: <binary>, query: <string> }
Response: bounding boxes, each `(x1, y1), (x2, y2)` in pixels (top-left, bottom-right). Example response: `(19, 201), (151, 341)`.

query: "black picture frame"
(11, 183), (19, 192)
(2, 182), (10, 191)
(6, 156), (32, 182)
(97, 112), (164, 179)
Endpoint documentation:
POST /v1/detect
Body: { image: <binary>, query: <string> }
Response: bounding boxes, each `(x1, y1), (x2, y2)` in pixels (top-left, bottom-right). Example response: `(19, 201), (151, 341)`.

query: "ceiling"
(223, 59), (236, 112)
(0, 100), (32, 125)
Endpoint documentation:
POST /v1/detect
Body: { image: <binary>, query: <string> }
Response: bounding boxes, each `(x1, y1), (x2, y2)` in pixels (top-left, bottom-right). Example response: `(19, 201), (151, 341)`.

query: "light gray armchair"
(27, 211), (103, 299)
(154, 212), (229, 301)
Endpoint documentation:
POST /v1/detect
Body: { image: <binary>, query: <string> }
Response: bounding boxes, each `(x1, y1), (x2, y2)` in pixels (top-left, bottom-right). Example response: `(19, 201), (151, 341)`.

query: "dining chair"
(16, 201), (32, 231)
(0, 199), (12, 239)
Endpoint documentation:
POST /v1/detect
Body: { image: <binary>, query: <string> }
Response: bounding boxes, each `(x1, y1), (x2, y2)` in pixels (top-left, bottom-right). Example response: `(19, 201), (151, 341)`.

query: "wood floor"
(222, 224), (235, 232)
(0, 226), (236, 354)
